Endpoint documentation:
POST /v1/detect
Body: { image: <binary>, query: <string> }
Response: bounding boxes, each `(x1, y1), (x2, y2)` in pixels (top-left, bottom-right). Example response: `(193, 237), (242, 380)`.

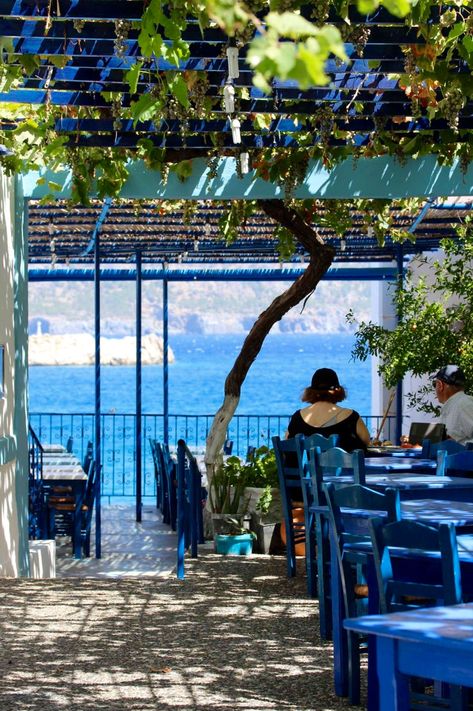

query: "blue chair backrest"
(324, 482), (400, 620)
(315, 446), (366, 483)
(82, 440), (94, 473)
(176, 439), (203, 580)
(303, 432), (339, 453)
(223, 439), (233, 455)
(272, 435), (305, 504)
(324, 482), (400, 543)
(422, 438), (465, 459)
(369, 517), (462, 614)
(296, 433), (340, 510)
(436, 449), (473, 477)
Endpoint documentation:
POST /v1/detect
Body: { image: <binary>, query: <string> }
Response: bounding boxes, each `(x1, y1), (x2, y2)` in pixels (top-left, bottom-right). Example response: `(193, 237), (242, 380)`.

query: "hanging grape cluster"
(311, 0), (330, 26)
(439, 87), (465, 131)
(313, 105), (335, 152)
(280, 153), (310, 196)
(114, 20), (131, 59)
(111, 96), (123, 131)
(73, 19), (86, 34)
(189, 74), (210, 118)
(350, 26), (371, 58)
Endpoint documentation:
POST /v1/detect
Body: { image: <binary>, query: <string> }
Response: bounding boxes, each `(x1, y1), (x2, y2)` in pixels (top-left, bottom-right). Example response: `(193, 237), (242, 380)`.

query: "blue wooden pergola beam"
(28, 266), (398, 282)
(21, 157), (473, 201)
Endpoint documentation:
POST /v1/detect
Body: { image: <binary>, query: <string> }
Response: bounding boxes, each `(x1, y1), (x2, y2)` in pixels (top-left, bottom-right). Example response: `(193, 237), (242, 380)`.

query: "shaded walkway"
(1, 552), (362, 710)
(56, 504), (178, 578)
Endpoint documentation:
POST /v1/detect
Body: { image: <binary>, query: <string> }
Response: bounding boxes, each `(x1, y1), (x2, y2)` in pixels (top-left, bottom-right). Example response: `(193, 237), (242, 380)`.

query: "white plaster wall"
(0, 170), (20, 576)
(371, 252), (453, 436)
(370, 277), (399, 438)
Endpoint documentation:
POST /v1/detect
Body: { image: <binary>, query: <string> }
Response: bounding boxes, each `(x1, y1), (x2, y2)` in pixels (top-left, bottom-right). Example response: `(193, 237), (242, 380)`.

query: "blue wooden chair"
(272, 435), (306, 580)
(47, 460), (99, 558)
(422, 438), (465, 459)
(299, 433), (339, 602)
(82, 439), (94, 474)
(324, 482), (400, 704)
(369, 517), (466, 710)
(162, 443), (178, 530)
(437, 450), (473, 478)
(149, 439), (163, 511)
(309, 446), (366, 640)
(176, 439), (204, 579)
(223, 439), (233, 455)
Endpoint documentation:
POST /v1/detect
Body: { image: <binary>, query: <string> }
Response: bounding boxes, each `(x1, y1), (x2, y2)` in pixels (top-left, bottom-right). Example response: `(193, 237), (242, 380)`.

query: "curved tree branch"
(205, 200), (335, 470)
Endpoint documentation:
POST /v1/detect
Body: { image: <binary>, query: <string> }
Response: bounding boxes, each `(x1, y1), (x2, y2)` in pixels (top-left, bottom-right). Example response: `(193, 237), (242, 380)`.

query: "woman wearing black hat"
(287, 368), (370, 451)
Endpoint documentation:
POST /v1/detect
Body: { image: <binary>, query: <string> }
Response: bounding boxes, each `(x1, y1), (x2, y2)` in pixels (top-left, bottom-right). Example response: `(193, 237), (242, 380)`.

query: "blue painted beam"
(21, 156), (473, 201)
(82, 196), (112, 255)
(28, 266), (398, 282)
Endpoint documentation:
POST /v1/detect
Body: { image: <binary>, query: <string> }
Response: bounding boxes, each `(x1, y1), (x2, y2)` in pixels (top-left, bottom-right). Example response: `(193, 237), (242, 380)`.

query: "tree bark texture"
(205, 200), (335, 471)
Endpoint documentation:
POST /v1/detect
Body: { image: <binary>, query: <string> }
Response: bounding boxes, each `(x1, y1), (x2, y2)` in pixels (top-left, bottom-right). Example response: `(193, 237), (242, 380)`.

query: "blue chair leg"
(304, 510), (317, 598)
(316, 515), (332, 639)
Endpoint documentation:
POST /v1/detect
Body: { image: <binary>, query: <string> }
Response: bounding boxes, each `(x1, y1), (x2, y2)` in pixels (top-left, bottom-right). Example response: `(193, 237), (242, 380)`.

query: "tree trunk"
(205, 200), (336, 477)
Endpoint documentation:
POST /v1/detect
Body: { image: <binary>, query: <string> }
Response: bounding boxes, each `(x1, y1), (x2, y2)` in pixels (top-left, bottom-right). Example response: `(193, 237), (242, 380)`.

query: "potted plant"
(208, 455), (251, 537)
(214, 516), (256, 556)
(214, 446), (282, 553)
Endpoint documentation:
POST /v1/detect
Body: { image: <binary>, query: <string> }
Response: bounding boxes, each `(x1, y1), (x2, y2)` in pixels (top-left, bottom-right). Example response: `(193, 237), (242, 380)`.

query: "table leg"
(376, 637), (409, 711)
(330, 529), (348, 697)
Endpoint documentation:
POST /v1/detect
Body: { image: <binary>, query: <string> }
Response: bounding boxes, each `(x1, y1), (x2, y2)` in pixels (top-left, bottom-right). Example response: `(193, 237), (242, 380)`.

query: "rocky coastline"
(29, 333), (173, 366)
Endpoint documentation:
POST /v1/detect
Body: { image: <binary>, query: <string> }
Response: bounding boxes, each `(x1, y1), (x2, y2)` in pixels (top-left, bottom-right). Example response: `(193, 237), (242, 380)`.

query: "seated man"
(433, 365), (473, 444)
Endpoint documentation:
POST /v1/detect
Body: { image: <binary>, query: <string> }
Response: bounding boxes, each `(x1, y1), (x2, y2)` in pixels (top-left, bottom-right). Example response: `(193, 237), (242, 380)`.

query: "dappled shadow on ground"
(0, 554), (362, 710)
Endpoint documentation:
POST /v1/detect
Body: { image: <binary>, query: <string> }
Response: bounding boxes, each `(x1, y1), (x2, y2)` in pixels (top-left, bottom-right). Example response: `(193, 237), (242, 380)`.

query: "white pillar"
(370, 277), (399, 441)
(0, 169), (22, 576)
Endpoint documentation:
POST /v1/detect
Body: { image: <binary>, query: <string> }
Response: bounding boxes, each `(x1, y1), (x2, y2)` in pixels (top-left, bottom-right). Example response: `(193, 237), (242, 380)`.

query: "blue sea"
(29, 332), (371, 417)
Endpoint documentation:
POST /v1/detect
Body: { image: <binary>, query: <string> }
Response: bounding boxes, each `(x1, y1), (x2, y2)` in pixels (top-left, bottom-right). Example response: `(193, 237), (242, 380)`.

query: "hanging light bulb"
(367, 226), (374, 238)
(193, 239), (199, 252)
(340, 239), (346, 252)
(48, 220), (55, 235)
(231, 117), (241, 144)
(51, 253), (57, 268)
(240, 151), (250, 174)
(223, 83), (235, 114)
(50, 238), (56, 253)
(204, 222), (211, 236)
(226, 45), (239, 79)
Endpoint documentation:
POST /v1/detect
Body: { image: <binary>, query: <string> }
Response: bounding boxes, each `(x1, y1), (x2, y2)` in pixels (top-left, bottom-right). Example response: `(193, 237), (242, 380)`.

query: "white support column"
(370, 277), (399, 441)
(0, 169), (23, 576)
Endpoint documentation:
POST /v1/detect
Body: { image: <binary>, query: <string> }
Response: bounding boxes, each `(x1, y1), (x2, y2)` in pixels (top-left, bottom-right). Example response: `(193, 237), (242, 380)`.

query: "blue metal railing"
(29, 412), (395, 500)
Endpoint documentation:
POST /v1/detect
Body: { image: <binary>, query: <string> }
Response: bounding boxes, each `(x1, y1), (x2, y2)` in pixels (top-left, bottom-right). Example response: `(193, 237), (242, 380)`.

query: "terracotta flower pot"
(280, 507), (305, 556)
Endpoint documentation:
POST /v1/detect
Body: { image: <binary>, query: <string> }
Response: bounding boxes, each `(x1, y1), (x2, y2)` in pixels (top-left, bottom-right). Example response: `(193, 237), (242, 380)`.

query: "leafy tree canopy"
(0, 0), (472, 215)
(349, 217), (473, 413)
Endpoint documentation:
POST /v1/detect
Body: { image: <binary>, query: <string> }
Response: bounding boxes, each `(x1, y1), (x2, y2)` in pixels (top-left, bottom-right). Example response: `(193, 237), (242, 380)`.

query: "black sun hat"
(310, 368), (341, 390)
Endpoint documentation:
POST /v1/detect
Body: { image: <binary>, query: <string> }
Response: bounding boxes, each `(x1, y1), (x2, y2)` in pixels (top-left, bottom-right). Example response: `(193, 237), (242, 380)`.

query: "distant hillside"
(28, 277), (371, 336)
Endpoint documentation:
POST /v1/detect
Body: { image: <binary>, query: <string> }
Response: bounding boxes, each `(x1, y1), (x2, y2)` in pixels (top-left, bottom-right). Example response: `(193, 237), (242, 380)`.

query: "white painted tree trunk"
(205, 393), (239, 481)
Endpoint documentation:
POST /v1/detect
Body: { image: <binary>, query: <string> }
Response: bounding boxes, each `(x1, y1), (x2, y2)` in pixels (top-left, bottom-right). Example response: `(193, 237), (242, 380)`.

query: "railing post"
(136, 250), (142, 523)
(94, 230), (102, 558)
(163, 263), (169, 447)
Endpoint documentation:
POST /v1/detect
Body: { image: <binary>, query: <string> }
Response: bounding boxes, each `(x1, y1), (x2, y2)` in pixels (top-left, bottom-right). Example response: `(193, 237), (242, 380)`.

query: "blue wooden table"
(327, 498), (473, 701)
(42, 465), (88, 559)
(308, 474), (473, 642)
(344, 603), (473, 710)
(367, 446), (423, 458)
(365, 457), (436, 474)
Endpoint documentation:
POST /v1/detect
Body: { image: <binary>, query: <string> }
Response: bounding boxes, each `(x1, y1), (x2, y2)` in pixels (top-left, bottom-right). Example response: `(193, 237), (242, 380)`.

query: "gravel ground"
(0, 552), (365, 711)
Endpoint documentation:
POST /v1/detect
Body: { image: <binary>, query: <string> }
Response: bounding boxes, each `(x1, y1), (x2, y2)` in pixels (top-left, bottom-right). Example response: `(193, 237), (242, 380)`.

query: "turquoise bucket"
(214, 533), (253, 556)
